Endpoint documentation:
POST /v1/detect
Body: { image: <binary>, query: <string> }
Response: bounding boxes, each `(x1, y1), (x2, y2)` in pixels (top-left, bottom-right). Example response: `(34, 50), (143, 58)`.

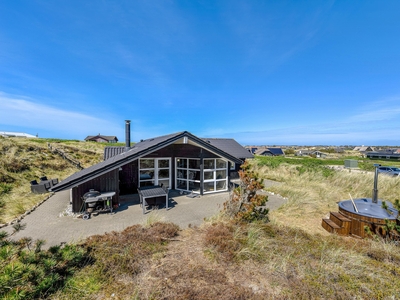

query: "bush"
(3, 158), (30, 173)
(0, 183), (12, 196)
(0, 172), (15, 184)
(0, 229), (91, 299)
(223, 161), (269, 223)
(83, 222), (179, 279)
(203, 223), (241, 261)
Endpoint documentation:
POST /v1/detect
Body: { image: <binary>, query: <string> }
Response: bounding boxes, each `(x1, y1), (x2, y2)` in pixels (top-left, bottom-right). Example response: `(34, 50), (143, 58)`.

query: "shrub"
(3, 158), (30, 173)
(203, 223), (241, 261)
(0, 228), (91, 299)
(0, 172), (15, 184)
(83, 223), (179, 279)
(223, 161), (269, 223)
(0, 183), (12, 196)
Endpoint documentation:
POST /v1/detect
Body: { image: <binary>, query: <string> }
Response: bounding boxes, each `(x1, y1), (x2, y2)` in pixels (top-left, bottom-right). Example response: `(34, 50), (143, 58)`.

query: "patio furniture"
(82, 191), (116, 220)
(138, 185), (168, 214)
(30, 180), (48, 194)
(30, 176), (60, 194)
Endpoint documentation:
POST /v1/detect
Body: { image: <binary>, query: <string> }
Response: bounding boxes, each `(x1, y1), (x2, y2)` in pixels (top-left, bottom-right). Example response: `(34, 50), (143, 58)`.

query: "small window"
(140, 159), (154, 169)
(204, 159), (215, 169)
(216, 159), (226, 169)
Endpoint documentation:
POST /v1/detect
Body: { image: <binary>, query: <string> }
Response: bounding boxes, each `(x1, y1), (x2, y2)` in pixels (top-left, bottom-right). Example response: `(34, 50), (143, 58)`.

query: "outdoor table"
(138, 186), (168, 214)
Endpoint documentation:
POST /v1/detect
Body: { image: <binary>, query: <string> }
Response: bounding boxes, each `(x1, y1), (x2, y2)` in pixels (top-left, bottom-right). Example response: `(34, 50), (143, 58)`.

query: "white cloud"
(0, 93), (122, 139)
(207, 96), (400, 145)
(347, 96), (400, 123)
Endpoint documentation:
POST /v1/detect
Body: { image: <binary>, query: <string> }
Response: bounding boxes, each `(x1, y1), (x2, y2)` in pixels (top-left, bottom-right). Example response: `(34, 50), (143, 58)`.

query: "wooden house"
(255, 147), (285, 156)
(51, 131), (253, 212)
(85, 134), (118, 143)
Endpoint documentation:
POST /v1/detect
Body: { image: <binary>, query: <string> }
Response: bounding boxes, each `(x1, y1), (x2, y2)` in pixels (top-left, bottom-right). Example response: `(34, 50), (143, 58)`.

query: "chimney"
(125, 120), (131, 151)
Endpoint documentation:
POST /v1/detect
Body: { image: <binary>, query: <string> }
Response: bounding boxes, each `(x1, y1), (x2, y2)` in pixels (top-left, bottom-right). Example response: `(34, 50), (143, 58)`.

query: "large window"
(176, 158), (201, 193)
(203, 158), (227, 193)
(139, 158), (170, 188)
(175, 157), (228, 194)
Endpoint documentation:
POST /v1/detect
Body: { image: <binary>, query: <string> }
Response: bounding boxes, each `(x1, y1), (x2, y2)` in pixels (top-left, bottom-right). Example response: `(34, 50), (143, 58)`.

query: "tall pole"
(372, 164), (380, 203)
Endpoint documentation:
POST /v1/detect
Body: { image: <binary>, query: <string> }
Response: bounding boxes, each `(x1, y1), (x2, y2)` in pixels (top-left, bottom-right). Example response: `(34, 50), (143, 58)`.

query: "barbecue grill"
(82, 190), (116, 220)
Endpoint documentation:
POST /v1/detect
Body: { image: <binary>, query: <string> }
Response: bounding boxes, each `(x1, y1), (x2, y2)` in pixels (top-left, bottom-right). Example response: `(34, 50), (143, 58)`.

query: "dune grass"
(2, 145), (400, 299)
(252, 156), (400, 234)
(0, 137), (105, 223)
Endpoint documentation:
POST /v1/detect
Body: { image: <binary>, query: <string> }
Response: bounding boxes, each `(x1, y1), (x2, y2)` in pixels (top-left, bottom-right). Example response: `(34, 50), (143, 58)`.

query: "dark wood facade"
(70, 143), (239, 212)
(67, 131), (253, 212)
(119, 160), (138, 195)
(71, 169), (119, 212)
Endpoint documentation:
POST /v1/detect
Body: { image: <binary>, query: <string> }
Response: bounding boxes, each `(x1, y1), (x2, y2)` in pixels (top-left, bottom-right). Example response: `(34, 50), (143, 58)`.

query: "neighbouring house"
(255, 147), (285, 156)
(0, 131), (37, 138)
(353, 146), (374, 152)
(85, 134), (118, 143)
(334, 147), (345, 153)
(366, 151), (400, 160)
(51, 127), (253, 213)
(296, 150), (328, 158)
(245, 146), (259, 154)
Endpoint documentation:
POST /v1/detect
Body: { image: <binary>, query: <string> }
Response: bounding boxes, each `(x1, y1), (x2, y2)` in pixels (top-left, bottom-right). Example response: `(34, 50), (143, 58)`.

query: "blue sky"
(0, 1), (399, 146)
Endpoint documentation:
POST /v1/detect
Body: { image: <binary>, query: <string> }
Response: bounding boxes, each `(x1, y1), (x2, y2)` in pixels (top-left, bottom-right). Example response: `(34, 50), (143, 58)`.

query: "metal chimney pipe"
(372, 164), (380, 203)
(125, 120), (131, 151)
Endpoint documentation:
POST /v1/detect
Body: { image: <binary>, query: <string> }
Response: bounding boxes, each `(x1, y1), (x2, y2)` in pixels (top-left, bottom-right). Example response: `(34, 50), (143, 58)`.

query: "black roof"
(201, 138), (254, 160)
(266, 148), (284, 155)
(51, 131), (244, 192)
(85, 135), (118, 142)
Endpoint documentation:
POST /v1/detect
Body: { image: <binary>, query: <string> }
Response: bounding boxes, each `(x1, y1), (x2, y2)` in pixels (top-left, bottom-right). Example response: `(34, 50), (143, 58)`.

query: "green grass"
(0, 137), (104, 223)
(0, 229), (91, 300)
(255, 154), (400, 172)
(2, 141), (400, 299)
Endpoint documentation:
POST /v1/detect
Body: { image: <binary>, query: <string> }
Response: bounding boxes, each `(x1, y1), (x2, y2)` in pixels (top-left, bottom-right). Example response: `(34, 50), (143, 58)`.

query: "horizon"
(2, 130), (399, 148)
(1, 1), (400, 146)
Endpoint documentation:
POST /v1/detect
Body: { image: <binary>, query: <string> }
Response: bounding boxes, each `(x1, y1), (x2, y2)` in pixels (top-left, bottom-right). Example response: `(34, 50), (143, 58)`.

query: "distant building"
(353, 146), (374, 152)
(84, 134), (118, 143)
(296, 150), (328, 158)
(245, 146), (259, 154)
(0, 131), (37, 138)
(255, 147), (285, 156)
(366, 151), (400, 160)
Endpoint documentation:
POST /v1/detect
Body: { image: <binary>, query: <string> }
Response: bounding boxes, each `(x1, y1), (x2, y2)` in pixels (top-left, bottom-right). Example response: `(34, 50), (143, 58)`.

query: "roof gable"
(255, 147), (284, 156)
(85, 135), (118, 142)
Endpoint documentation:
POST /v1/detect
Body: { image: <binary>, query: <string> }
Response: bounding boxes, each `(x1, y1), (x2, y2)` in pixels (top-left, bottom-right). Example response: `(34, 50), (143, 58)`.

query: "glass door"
(176, 158), (201, 193)
(203, 158), (228, 193)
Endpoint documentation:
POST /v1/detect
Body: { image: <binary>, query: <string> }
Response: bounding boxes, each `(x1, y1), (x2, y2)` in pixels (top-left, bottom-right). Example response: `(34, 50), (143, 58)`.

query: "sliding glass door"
(176, 158), (201, 193)
(203, 158), (228, 193)
(175, 157), (228, 194)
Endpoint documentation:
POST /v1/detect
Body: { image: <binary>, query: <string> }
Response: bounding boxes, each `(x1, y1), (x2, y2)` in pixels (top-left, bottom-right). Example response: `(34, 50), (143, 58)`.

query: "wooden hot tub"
(338, 198), (398, 238)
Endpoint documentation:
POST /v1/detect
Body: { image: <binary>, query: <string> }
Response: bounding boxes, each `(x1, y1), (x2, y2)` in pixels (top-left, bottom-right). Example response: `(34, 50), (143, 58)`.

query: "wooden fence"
(47, 143), (83, 170)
